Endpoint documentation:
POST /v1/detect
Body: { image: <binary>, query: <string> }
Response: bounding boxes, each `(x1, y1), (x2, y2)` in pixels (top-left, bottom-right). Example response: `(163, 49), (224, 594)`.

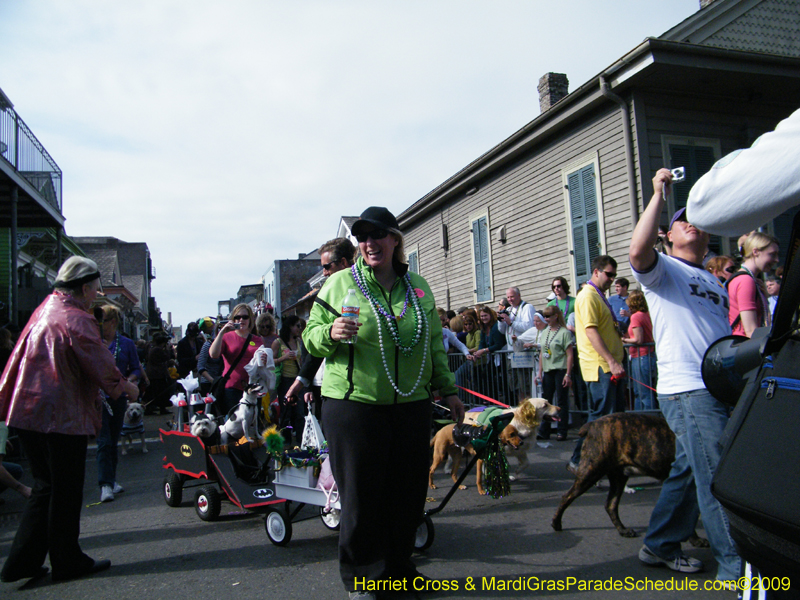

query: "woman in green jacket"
(303, 207), (463, 599)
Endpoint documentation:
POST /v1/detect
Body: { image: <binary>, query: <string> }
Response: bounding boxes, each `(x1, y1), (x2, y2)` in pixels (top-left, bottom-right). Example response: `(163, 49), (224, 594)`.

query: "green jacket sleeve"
(302, 286), (341, 359)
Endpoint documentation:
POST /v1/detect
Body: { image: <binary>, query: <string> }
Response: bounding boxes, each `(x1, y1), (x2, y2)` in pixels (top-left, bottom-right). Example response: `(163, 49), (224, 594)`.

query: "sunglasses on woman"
(355, 229), (389, 243)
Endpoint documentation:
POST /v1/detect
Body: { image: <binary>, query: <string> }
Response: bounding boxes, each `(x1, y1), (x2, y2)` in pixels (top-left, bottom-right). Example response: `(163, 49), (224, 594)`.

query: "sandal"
(556, 434), (568, 442)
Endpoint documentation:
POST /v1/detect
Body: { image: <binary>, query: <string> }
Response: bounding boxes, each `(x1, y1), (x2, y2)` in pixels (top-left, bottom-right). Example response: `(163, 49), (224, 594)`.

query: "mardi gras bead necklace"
(374, 307), (428, 397)
(351, 263), (424, 356)
(351, 262), (428, 396)
(111, 333), (121, 364)
(543, 325), (560, 358)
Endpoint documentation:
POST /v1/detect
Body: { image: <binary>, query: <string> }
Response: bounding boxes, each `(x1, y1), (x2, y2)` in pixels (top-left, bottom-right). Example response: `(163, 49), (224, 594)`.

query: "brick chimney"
(538, 72), (569, 113)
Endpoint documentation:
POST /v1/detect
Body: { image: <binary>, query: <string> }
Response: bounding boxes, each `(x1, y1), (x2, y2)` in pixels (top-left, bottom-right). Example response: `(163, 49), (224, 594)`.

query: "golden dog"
(464, 397), (561, 479)
(429, 398), (559, 494)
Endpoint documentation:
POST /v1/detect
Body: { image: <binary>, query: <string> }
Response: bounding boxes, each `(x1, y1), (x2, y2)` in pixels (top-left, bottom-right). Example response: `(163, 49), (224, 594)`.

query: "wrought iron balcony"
(0, 98), (63, 215)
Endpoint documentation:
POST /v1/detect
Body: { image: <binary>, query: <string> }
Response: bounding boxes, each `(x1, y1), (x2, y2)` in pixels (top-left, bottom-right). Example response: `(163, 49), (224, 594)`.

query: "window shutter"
(568, 164), (600, 282)
(407, 250), (419, 274)
(472, 216), (491, 302)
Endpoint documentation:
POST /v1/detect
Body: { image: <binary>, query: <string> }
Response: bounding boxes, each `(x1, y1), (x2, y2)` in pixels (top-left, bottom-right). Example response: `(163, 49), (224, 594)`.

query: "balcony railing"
(0, 104), (63, 214)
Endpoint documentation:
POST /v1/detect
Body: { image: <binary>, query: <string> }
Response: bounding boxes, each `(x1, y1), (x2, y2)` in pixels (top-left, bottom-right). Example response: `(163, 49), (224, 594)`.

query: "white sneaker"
(112, 482), (125, 494)
(639, 544), (703, 573)
(100, 485), (114, 503)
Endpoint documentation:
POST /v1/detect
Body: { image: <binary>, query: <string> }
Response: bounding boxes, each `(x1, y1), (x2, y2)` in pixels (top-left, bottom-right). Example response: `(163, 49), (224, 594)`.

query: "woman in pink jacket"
(0, 257), (139, 584)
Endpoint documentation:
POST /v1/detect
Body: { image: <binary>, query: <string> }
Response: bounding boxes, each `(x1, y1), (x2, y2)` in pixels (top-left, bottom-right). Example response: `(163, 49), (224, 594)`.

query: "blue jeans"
(97, 396), (127, 487)
(571, 367), (625, 464)
(631, 353), (657, 411)
(643, 389), (741, 580)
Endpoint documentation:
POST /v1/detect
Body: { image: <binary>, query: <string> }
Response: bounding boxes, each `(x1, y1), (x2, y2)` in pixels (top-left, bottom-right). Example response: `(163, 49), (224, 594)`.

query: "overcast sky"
(1, 0), (701, 331)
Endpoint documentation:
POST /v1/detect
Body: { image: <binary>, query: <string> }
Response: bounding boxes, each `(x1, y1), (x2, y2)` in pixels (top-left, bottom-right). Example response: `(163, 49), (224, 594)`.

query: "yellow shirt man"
(575, 282), (625, 382)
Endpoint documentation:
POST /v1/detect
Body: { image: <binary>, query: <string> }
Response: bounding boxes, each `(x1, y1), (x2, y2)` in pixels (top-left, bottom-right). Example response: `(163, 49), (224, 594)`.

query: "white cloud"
(1, 0), (701, 329)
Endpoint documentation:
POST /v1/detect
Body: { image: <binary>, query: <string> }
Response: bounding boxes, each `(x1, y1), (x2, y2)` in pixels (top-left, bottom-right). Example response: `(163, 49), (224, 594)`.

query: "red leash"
(454, 385), (511, 409)
(627, 375), (658, 393)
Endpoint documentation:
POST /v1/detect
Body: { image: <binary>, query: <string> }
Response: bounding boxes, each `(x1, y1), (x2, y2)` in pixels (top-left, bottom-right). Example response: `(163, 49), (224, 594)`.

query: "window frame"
(406, 243), (420, 274)
(661, 135), (724, 251)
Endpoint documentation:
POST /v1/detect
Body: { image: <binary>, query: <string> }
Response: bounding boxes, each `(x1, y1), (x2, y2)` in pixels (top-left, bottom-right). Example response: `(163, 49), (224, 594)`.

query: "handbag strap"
(222, 333), (253, 379)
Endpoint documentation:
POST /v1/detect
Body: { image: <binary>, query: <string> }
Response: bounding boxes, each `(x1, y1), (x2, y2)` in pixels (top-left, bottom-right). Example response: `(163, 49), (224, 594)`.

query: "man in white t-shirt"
(629, 168), (739, 581)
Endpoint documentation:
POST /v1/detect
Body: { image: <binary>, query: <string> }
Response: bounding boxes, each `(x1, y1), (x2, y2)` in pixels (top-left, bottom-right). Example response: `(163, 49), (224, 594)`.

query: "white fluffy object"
(244, 346), (275, 393)
(687, 108), (800, 236)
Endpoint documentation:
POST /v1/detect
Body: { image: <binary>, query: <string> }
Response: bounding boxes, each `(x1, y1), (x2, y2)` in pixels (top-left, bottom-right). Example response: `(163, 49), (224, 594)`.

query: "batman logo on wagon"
(180, 445), (192, 457)
(253, 488), (274, 499)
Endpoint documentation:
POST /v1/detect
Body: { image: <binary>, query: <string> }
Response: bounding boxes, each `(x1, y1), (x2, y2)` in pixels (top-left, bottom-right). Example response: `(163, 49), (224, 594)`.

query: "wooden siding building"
(398, 0), (800, 311)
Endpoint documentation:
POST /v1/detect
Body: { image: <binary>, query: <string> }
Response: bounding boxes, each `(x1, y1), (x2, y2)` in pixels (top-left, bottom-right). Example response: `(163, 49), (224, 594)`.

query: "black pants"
(277, 379), (306, 445)
(1, 430), (94, 581)
(537, 369), (569, 438)
(218, 386), (244, 418)
(323, 397), (431, 592)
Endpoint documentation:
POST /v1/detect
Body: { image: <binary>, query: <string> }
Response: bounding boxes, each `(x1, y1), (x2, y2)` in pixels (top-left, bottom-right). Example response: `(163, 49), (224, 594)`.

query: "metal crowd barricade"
(444, 341), (657, 434)
(622, 342), (658, 411)
(447, 348), (539, 409)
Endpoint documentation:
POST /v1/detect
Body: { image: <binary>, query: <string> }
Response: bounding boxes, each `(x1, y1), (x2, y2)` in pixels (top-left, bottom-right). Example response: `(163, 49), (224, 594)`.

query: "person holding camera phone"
(208, 304), (262, 416)
(630, 168), (740, 580)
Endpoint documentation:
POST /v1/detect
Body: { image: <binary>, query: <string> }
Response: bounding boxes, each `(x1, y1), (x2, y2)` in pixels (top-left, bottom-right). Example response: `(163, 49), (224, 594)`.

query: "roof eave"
(398, 37), (800, 228)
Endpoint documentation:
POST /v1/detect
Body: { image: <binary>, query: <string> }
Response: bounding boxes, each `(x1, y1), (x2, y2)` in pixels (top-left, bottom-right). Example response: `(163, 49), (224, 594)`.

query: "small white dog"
(121, 402), (147, 455)
(220, 383), (262, 445)
(190, 414), (219, 442)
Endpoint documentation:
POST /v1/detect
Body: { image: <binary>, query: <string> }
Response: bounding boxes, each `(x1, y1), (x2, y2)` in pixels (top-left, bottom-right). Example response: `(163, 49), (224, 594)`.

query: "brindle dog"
(551, 412), (708, 546)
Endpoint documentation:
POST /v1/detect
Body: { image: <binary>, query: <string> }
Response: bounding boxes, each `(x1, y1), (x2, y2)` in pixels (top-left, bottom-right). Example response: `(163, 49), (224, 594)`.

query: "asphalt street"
(0, 413), (736, 600)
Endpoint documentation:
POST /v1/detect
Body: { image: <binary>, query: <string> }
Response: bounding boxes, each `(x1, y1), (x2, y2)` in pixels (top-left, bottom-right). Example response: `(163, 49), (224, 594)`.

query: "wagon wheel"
(195, 485), (221, 521)
(264, 506), (292, 546)
(414, 515), (435, 551)
(163, 471), (183, 507)
(319, 507), (341, 531)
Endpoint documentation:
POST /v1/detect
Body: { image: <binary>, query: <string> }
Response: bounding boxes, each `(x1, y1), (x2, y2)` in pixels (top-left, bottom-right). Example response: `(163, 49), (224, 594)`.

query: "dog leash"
(626, 375), (657, 393)
(454, 385), (511, 409)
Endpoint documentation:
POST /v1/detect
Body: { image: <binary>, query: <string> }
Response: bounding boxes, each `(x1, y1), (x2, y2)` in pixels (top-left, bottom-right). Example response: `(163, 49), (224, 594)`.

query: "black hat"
(351, 207), (399, 236)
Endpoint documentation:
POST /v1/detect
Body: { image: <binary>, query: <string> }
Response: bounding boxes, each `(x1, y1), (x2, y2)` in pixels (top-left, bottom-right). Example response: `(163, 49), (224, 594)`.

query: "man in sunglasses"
(284, 238), (357, 416)
(568, 255), (626, 471)
(629, 168), (739, 580)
